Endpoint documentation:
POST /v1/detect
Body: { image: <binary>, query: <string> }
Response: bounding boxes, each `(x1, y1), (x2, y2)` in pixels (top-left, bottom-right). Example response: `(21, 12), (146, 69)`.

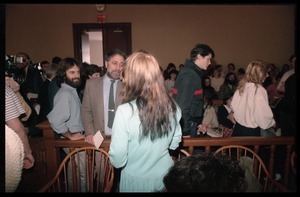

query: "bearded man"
(47, 57), (85, 140)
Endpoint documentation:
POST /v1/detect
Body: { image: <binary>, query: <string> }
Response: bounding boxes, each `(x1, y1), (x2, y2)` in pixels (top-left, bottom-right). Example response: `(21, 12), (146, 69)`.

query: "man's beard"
(107, 70), (120, 80)
(65, 77), (81, 88)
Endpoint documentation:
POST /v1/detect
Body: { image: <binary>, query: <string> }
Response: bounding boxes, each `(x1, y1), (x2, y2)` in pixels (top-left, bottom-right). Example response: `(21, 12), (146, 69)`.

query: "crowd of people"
(5, 45), (296, 192)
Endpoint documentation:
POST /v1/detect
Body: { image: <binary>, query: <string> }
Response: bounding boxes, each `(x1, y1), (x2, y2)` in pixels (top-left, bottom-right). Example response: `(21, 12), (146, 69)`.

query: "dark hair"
(169, 69), (178, 76)
(228, 63), (235, 70)
(163, 151), (246, 192)
(104, 48), (127, 62)
(237, 68), (245, 75)
(190, 44), (215, 62)
(223, 72), (237, 85)
(56, 57), (82, 87)
(262, 76), (272, 88)
(40, 60), (49, 65)
(85, 64), (101, 78)
(206, 97), (213, 106)
(52, 56), (62, 64)
(166, 63), (176, 70)
(202, 76), (211, 84)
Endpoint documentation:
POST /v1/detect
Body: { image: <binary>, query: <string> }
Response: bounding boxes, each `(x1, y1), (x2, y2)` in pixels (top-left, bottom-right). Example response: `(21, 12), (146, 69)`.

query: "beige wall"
(5, 4), (295, 70)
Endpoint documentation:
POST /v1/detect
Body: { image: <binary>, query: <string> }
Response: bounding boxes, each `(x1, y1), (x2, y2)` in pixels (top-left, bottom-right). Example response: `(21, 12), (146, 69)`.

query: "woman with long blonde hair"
(231, 60), (275, 136)
(109, 51), (182, 192)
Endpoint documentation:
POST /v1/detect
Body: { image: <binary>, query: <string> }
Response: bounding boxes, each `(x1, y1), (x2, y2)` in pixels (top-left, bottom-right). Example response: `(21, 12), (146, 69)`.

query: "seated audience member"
(178, 63), (185, 72)
(217, 94), (235, 137)
(163, 151), (247, 192)
(200, 98), (219, 134)
(227, 63), (236, 74)
(202, 76), (218, 100)
(210, 66), (224, 93)
(218, 72), (237, 100)
(164, 69), (178, 96)
(163, 62), (177, 80)
(237, 68), (245, 82)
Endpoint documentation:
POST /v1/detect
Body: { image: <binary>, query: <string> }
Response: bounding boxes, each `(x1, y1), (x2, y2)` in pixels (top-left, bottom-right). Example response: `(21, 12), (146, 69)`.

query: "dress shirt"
(103, 74), (118, 136)
(47, 83), (84, 134)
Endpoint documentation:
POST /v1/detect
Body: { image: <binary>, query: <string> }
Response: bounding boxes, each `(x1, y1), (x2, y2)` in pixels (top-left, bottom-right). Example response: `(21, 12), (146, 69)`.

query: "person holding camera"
(15, 52), (43, 99)
(15, 52), (43, 136)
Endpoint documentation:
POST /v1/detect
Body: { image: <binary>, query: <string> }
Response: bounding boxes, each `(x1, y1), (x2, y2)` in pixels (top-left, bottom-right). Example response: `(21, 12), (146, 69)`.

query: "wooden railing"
(181, 136), (294, 187)
(34, 121), (110, 182)
(34, 120), (295, 190)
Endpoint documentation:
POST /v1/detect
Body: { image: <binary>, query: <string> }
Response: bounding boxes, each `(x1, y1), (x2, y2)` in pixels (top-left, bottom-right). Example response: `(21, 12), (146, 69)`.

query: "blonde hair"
(237, 60), (269, 95)
(122, 51), (177, 141)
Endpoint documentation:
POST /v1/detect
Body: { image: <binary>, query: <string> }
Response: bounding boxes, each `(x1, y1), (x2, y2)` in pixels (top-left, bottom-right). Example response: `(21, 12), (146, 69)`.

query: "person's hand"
(23, 153), (35, 169)
(197, 124), (207, 134)
(63, 131), (85, 141)
(70, 132), (85, 141)
(5, 76), (20, 92)
(85, 134), (94, 145)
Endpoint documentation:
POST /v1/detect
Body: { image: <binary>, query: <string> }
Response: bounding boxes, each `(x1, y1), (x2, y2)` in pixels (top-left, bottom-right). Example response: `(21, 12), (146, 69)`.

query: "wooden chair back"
(172, 149), (191, 162)
(214, 145), (289, 192)
(38, 147), (114, 192)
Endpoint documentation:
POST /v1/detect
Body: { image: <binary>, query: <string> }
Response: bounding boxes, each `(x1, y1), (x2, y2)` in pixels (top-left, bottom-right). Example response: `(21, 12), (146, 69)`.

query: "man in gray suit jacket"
(81, 49), (127, 143)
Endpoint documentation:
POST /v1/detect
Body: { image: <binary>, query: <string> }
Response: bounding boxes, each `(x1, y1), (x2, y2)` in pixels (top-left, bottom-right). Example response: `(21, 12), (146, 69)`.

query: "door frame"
(73, 23), (132, 64)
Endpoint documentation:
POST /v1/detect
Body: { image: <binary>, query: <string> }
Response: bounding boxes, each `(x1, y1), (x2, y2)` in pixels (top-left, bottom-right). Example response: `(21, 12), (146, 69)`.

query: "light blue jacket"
(109, 100), (182, 192)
